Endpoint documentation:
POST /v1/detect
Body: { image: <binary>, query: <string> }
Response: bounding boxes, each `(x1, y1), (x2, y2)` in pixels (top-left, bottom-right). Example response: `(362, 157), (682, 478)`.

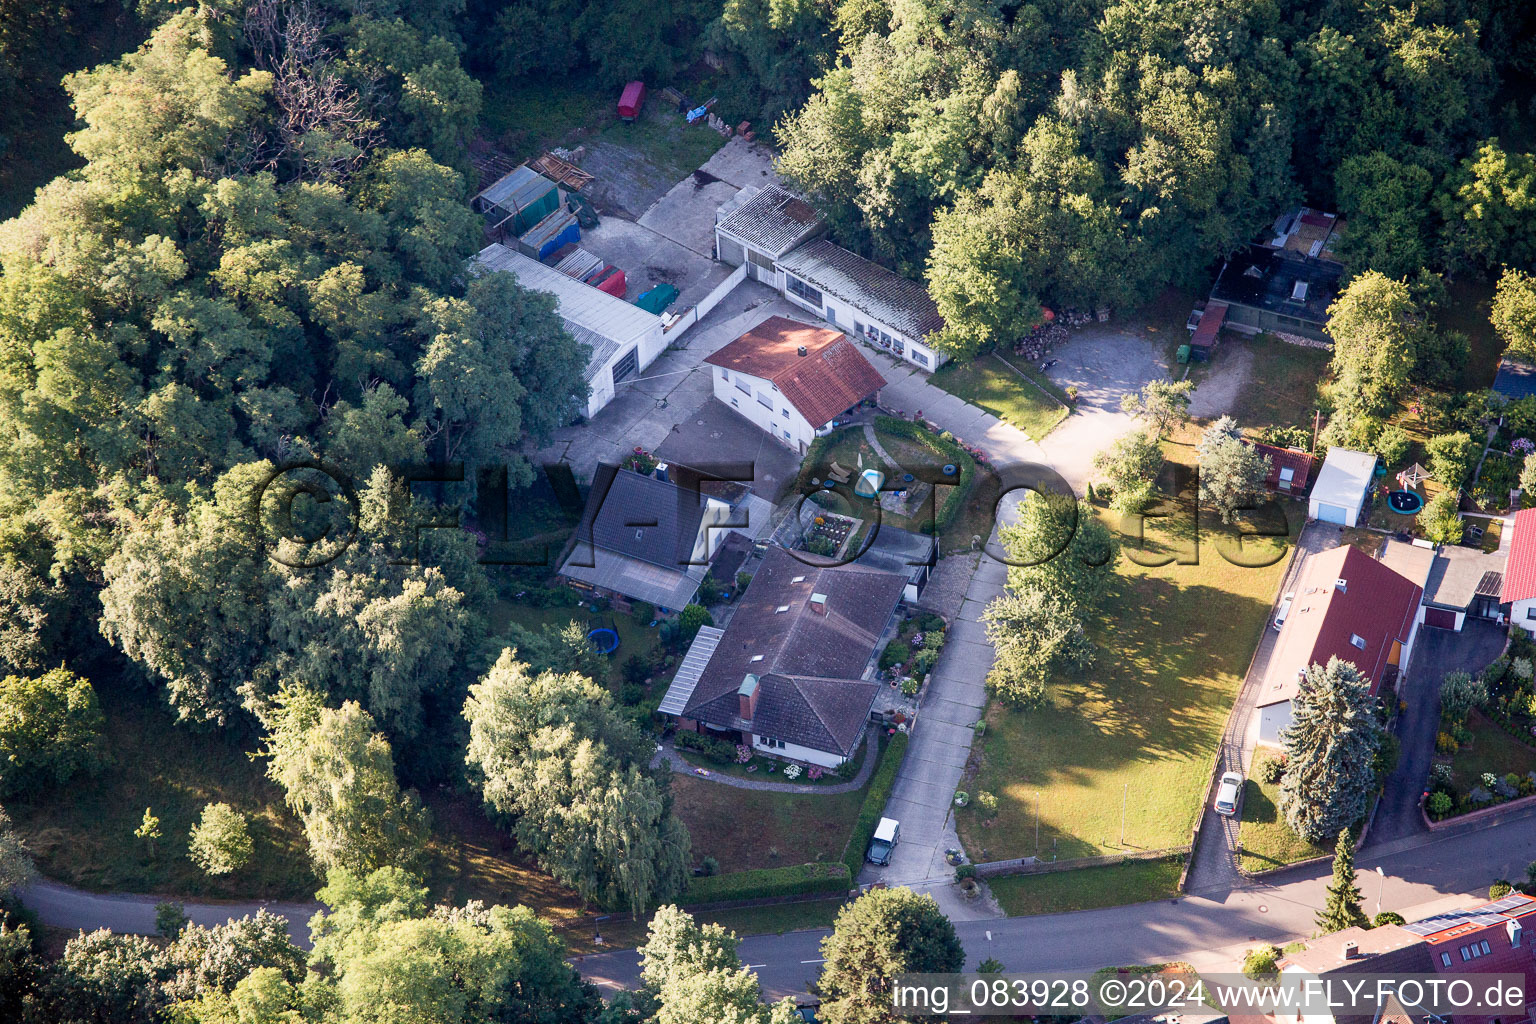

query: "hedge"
(675, 730), (736, 764)
(874, 416), (977, 531)
(682, 861), (851, 906)
(842, 731), (910, 875)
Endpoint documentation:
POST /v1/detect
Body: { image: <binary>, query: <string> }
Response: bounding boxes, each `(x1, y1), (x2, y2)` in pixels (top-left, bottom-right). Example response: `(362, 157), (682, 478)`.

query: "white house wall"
(1257, 701), (1292, 747)
(1515, 597), (1536, 634)
(711, 365), (824, 451)
(775, 268), (946, 372)
(753, 735), (847, 769)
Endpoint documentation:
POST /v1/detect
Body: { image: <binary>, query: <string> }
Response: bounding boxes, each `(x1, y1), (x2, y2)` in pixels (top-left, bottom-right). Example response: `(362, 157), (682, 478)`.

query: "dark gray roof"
(1424, 545), (1507, 610)
(716, 185), (824, 256)
(678, 547), (905, 755)
(852, 524), (936, 585)
(572, 465), (710, 570)
(1493, 358), (1536, 401)
(776, 239), (946, 340)
(1210, 244), (1343, 326)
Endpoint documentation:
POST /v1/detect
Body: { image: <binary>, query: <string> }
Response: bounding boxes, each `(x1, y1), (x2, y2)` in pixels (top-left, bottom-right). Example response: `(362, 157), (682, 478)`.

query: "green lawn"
(6, 688), (317, 901)
(932, 353), (1070, 441)
(479, 79), (606, 159)
(490, 597), (664, 692)
(987, 858), (1185, 917)
(1227, 334), (1332, 435)
(1449, 712), (1536, 794)
(1237, 753), (1330, 874)
(669, 775), (868, 872)
(958, 462), (1297, 863)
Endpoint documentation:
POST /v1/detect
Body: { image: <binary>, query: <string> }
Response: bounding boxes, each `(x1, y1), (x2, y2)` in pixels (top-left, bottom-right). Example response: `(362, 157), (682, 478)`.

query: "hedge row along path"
(651, 727), (879, 794)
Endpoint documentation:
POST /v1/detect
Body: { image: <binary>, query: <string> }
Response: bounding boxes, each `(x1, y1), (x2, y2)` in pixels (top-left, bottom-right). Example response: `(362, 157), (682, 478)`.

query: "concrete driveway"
(578, 217), (732, 305)
(1370, 618), (1508, 845)
(1038, 326), (1167, 490)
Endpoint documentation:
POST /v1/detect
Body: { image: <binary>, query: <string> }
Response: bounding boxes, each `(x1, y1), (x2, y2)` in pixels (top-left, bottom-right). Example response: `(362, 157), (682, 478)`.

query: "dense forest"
(1, 0), (1535, 1019)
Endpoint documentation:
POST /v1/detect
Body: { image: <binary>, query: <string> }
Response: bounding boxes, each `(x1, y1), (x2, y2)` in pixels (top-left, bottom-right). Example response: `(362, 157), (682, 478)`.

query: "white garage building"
(1307, 446), (1377, 526)
(474, 243), (665, 419)
(714, 185), (825, 285)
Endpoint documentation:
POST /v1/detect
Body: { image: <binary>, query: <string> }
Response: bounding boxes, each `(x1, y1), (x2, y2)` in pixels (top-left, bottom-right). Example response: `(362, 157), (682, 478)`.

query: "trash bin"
(1176, 344), (1191, 364)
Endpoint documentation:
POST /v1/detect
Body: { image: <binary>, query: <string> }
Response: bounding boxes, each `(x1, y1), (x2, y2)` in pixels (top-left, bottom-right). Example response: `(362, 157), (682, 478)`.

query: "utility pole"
(1312, 408), (1322, 453)
(1120, 783), (1128, 847)
(1035, 792), (1041, 854)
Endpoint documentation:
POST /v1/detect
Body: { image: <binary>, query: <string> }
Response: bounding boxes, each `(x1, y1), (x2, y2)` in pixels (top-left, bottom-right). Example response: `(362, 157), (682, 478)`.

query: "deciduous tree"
(1492, 269), (1536, 362)
(816, 887), (964, 1024)
(187, 803), (254, 876)
(1326, 273), (1424, 419)
(1197, 416), (1271, 525)
(0, 666), (106, 798)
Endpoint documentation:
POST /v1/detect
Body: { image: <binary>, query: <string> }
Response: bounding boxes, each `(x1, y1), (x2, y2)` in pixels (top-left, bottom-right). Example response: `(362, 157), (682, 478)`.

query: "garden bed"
(1428, 712), (1536, 820)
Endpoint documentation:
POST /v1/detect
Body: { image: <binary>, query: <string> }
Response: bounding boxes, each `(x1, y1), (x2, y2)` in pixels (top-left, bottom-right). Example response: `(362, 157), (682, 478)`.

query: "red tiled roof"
(1191, 300), (1227, 349)
(1259, 545), (1422, 707)
(1250, 441), (1315, 493)
(705, 316), (885, 427)
(1501, 508), (1536, 603)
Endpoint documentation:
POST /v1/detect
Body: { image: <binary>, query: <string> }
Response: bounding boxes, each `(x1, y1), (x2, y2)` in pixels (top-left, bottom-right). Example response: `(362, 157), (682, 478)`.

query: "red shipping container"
(617, 81), (646, 121)
(594, 267), (626, 297)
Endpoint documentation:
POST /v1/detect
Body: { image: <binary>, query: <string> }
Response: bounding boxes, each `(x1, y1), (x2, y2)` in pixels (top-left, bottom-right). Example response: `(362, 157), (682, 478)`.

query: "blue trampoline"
(1387, 490), (1423, 515)
(587, 627), (620, 654)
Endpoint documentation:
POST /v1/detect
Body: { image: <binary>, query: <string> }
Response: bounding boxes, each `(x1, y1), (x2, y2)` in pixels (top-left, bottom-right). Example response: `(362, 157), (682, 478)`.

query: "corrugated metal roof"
(658, 625), (725, 715)
(716, 185), (824, 255)
(474, 244), (660, 348)
(562, 320), (618, 383)
(776, 239), (946, 340)
(475, 166), (558, 211)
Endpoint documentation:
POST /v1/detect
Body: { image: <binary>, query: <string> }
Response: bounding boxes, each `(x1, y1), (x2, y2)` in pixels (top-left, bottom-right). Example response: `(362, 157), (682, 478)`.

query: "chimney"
(1342, 940), (1358, 959)
(809, 592), (827, 615)
(1509, 919), (1523, 947)
(654, 462), (669, 483)
(1335, 578), (1347, 593)
(737, 674), (760, 720)
(797, 345), (807, 357)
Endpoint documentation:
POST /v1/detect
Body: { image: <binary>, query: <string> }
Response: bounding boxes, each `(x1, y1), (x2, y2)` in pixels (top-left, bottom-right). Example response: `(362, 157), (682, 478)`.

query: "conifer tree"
(1316, 830), (1369, 933)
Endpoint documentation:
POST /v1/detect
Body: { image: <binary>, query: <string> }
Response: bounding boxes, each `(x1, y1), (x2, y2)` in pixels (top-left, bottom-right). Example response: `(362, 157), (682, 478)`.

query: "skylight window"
(1350, 634), (1366, 649)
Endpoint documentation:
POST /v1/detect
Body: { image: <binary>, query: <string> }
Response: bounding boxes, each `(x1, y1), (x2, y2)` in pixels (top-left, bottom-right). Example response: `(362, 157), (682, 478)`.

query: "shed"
(1189, 300), (1227, 356)
(618, 81), (646, 121)
(1308, 446), (1377, 527)
(518, 208), (580, 261)
(473, 166), (560, 238)
(1492, 358), (1536, 402)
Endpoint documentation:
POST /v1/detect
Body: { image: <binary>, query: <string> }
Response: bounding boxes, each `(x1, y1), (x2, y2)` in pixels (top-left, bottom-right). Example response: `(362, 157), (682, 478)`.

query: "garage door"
(1424, 607), (1457, 629)
(1316, 502), (1348, 524)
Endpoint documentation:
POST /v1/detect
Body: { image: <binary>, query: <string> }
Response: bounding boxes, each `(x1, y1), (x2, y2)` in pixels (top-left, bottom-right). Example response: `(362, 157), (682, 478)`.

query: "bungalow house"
(1256, 545), (1422, 746)
(1207, 209), (1345, 343)
(1502, 507), (1536, 632)
(657, 546), (908, 768)
(704, 316), (885, 454)
(1308, 447), (1377, 527)
(558, 463), (771, 610)
(714, 185), (825, 286)
(774, 239), (949, 372)
(1250, 441), (1315, 496)
(1380, 538), (1507, 632)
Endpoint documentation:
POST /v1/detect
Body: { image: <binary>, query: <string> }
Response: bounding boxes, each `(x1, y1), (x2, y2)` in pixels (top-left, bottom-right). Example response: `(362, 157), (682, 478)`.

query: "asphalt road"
(575, 803), (1536, 1002)
(19, 879), (319, 946)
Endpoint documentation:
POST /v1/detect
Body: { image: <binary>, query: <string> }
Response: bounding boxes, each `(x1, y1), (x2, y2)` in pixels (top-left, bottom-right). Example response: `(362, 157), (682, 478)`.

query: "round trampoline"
(587, 628), (621, 654)
(1387, 490), (1424, 515)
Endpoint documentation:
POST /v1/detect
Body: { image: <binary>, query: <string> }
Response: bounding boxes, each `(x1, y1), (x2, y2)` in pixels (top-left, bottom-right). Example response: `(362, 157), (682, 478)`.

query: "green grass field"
(1449, 713), (1536, 793)
(1226, 335), (1332, 435)
(987, 858), (1185, 917)
(958, 453), (1296, 863)
(933, 354), (1070, 441)
(668, 774), (868, 873)
(1237, 753), (1330, 874)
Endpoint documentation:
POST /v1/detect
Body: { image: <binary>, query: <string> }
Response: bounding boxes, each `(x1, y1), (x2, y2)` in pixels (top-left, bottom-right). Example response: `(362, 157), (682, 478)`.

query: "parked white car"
(1272, 592), (1295, 631)
(1214, 772), (1244, 816)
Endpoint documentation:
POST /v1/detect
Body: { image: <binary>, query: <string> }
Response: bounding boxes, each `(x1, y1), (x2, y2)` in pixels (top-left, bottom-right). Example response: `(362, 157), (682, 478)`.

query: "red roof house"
(705, 317), (885, 448)
(1256, 544), (1422, 744)
(1500, 507), (1536, 608)
(1250, 441), (1315, 495)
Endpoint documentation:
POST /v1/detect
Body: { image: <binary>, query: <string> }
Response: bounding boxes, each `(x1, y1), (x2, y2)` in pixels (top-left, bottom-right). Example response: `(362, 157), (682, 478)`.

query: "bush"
(1428, 763), (1455, 794)
(1428, 791), (1453, 817)
(1419, 489), (1464, 545)
(677, 604), (713, 642)
(1490, 880), (1514, 899)
(186, 803), (253, 876)
(674, 730), (736, 764)
(681, 862), (851, 906)
(630, 600), (655, 625)
(1243, 945), (1281, 978)
(619, 683), (646, 706)
(697, 574), (726, 605)
(1373, 911), (1406, 927)
(735, 571), (753, 593)
(1373, 732), (1400, 786)
(975, 791), (999, 818)
(879, 640), (908, 672)
(1435, 731), (1459, 755)
(0, 668), (107, 799)
(1258, 755), (1286, 785)
(843, 733), (910, 876)
(622, 655), (650, 686)
(1440, 671), (1487, 720)
(155, 901), (188, 940)
(954, 864), (977, 883)
(1374, 426), (1412, 467)
(698, 856), (719, 877)
(901, 677), (920, 697)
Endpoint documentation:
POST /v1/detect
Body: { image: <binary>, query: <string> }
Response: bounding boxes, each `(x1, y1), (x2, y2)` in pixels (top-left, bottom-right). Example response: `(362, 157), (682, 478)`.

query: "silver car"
(1214, 772), (1244, 816)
